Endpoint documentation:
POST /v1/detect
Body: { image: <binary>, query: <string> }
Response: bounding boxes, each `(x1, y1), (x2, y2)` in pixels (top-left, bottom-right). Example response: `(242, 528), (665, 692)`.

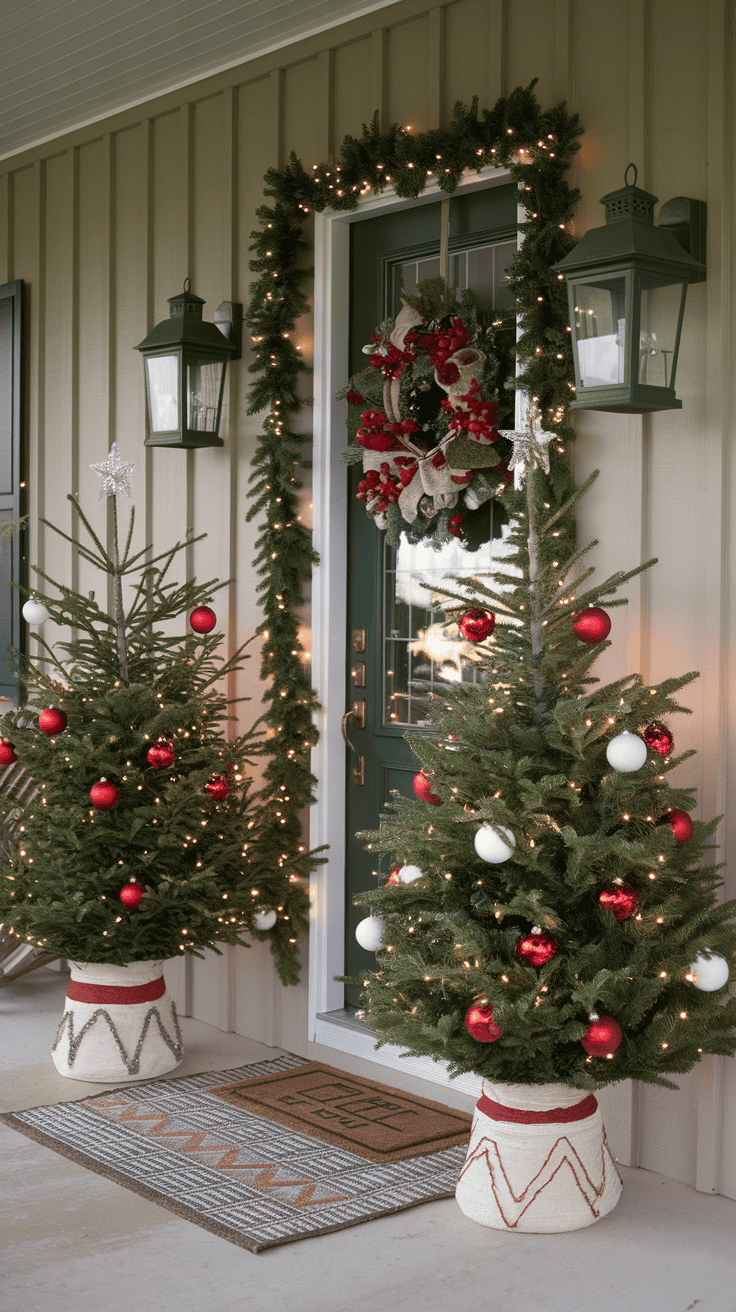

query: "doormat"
(0, 1056), (471, 1252)
(208, 1061), (471, 1163)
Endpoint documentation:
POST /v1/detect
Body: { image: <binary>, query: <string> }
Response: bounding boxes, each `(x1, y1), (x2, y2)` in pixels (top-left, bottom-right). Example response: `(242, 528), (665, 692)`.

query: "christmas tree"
(352, 413), (736, 1090)
(0, 445), (308, 984)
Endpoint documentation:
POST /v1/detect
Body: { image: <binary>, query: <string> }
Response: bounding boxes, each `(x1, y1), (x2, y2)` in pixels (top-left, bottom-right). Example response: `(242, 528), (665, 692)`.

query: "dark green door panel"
(344, 187), (516, 1004)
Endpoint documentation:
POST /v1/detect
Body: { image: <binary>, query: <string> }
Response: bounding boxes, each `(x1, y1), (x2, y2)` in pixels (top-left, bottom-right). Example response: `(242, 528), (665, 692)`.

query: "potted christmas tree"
(0, 445), (308, 1082)
(351, 409), (736, 1232)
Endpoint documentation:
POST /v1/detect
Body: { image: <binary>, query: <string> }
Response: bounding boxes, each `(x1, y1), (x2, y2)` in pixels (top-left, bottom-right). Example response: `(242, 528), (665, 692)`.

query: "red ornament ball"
(458, 608), (495, 643)
(38, 707), (67, 736)
(204, 774), (229, 801)
(515, 928), (558, 967)
(413, 771), (440, 805)
(667, 808), (694, 845)
(147, 738), (175, 770)
(189, 605), (217, 634)
(119, 881), (144, 909)
(0, 739), (17, 765)
(464, 1001), (503, 1043)
(572, 606), (611, 644)
(599, 882), (639, 923)
(90, 778), (121, 810)
(581, 1014), (623, 1057)
(642, 724), (674, 756)
(387, 867), (402, 886)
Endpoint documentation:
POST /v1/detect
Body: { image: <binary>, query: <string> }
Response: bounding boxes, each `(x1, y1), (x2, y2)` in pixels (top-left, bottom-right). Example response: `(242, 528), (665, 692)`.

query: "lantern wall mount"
(553, 165), (706, 414)
(135, 280), (243, 448)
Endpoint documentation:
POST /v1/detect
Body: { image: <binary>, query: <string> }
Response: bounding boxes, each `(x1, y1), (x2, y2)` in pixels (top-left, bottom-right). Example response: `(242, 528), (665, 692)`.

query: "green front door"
(344, 187), (518, 1006)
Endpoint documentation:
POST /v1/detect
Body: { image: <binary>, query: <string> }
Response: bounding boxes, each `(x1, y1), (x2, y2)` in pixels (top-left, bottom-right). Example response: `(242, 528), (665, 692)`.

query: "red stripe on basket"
(67, 976), (166, 1005)
(477, 1092), (598, 1124)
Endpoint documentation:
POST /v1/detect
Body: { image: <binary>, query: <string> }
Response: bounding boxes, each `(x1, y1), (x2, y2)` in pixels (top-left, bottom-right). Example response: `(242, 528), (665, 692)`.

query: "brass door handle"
(341, 710), (365, 786)
(341, 710), (356, 753)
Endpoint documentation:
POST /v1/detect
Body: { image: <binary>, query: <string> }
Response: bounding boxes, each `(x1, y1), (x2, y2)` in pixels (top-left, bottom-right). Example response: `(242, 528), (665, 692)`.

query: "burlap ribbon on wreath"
(362, 317), (497, 523)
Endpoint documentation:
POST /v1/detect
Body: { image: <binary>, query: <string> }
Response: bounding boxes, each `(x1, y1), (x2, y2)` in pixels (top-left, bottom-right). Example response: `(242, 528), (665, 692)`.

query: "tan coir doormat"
(209, 1061), (471, 1163)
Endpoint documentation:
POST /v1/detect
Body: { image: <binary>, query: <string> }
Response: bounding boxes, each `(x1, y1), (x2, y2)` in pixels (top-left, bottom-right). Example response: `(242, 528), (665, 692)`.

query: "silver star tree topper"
(90, 443), (135, 500)
(499, 399), (555, 489)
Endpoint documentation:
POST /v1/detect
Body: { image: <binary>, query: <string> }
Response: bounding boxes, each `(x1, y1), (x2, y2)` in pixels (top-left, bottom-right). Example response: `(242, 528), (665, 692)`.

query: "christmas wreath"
(343, 278), (518, 550)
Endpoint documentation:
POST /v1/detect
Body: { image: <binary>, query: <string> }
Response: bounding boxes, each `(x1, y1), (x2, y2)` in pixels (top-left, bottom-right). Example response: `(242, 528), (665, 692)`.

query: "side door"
(343, 187), (518, 1005)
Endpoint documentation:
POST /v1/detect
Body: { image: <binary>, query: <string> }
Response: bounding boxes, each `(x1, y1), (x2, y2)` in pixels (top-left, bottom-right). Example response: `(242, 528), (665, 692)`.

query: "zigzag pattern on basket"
(52, 1003), (184, 1074)
(457, 1128), (621, 1229)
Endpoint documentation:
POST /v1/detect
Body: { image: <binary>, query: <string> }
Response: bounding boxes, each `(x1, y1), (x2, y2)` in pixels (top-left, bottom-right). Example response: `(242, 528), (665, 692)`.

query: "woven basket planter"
(51, 959), (184, 1083)
(455, 1080), (622, 1233)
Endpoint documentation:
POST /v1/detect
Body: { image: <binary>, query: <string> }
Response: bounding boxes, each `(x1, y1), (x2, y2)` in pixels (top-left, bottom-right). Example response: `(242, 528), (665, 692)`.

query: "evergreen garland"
(244, 83), (583, 979)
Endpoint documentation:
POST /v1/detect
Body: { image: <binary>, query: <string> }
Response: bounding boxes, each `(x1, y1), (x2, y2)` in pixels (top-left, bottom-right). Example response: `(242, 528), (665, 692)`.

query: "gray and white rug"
(1, 1056), (469, 1251)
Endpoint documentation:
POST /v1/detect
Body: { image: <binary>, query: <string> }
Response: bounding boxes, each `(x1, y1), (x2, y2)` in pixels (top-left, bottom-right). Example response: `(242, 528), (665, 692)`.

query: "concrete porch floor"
(1, 968), (735, 1312)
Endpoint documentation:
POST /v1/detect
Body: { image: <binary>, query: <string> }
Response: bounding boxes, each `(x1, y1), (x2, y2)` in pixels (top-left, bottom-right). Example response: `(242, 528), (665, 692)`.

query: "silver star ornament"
(498, 400), (555, 488)
(91, 443), (135, 500)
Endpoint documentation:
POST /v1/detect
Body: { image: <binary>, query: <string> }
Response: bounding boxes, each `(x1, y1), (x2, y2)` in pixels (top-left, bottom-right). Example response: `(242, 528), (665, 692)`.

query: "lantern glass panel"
(145, 354), (180, 432)
(187, 358), (225, 433)
(638, 278), (686, 388)
(571, 275), (627, 389)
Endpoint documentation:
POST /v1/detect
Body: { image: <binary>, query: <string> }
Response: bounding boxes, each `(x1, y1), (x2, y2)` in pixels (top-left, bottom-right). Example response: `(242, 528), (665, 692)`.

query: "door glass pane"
(391, 256), (441, 308)
(382, 232), (520, 727)
(383, 521), (518, 726)
(392, 239), (516, 320)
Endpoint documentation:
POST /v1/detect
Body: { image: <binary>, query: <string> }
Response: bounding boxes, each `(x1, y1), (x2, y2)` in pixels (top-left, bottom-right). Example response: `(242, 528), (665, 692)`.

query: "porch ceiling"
(0, 0), (398, 162)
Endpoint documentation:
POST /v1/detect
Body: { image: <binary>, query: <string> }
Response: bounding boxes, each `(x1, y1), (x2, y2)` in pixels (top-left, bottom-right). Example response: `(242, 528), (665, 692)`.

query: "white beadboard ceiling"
(0, 0), (399, 162)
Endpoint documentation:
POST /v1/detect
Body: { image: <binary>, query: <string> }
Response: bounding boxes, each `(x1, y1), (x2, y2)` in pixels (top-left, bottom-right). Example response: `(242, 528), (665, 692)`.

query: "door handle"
(341, 709), (356, 753)
(342, 701), (366, 747)
(341, 710), (365, 786)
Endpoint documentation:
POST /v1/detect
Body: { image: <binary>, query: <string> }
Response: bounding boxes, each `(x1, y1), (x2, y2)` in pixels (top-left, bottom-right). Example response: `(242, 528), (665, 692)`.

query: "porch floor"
(1, 968), (734, 1312)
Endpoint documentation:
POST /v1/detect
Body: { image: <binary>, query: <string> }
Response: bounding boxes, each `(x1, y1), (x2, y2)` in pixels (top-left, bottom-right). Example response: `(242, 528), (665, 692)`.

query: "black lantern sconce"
(553, 166), (705, 413)
(135, 280), (242, 447)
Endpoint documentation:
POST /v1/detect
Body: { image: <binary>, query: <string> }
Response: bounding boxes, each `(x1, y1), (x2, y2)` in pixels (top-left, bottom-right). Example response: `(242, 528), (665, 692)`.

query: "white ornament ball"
(605, 730), (647, 772)
(399, 864), (424, 884)
(688, 953), (730, 992)
(355, 915), (385, 952)
(253, 908), (277, 931)
(22, 598), (50, 624)
(473, 824), (516, 864)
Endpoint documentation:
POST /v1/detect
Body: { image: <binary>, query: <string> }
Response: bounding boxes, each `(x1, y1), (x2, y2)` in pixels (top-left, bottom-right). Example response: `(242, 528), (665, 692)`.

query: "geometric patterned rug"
(0, 1056), (471, 1252)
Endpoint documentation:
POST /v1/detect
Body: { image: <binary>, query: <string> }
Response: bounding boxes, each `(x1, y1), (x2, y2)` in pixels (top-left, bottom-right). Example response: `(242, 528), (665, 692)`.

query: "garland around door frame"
(244, 83), (583, 983)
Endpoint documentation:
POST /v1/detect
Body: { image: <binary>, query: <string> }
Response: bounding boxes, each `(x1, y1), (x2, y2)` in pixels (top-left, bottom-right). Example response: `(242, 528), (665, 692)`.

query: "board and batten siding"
(0, 0), (734, 1196)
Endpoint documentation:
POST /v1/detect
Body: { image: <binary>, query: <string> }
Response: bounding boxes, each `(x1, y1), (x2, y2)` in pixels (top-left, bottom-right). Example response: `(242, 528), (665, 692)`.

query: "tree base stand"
(51, 960), (184, 1083)
(455, 1081), (622, 1233)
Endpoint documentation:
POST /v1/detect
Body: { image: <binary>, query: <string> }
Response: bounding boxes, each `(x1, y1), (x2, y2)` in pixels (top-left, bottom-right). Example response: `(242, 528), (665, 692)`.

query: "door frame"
(309, 167), (516, 1096)
(309, 167), (638, 1156)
